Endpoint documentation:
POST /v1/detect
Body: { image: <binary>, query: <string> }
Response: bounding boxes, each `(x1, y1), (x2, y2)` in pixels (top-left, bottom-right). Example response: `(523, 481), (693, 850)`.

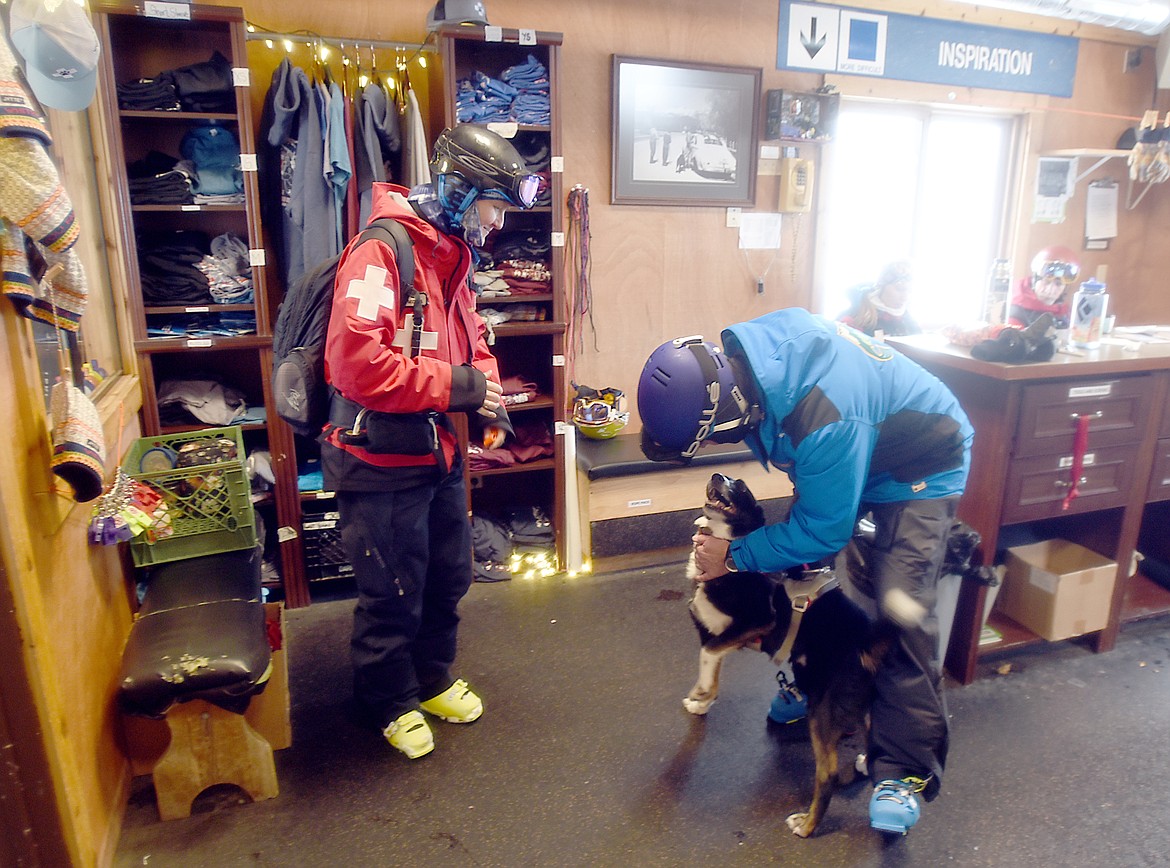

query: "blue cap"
(9, 0), (101, 113)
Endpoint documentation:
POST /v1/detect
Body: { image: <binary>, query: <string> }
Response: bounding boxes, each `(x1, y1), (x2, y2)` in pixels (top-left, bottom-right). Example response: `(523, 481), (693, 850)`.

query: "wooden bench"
(574, 432), (794, 561)
(117, 547), (286, 820)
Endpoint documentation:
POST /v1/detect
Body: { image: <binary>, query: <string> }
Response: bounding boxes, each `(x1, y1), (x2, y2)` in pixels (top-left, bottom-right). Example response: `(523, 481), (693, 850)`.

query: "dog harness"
(771, 565), (840, 666)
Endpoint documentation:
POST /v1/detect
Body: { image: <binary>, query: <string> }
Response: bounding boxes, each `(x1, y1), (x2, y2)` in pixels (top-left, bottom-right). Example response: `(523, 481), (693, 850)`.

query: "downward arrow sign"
(801, 18), (827, 58)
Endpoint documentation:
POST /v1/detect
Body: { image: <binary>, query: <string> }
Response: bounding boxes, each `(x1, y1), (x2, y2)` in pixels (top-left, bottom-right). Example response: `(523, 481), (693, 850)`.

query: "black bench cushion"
(138, 547), (263, 614)
(118, 600), (270, 718)
(576, 431), (757, 480)
(119, 547), (270, 718)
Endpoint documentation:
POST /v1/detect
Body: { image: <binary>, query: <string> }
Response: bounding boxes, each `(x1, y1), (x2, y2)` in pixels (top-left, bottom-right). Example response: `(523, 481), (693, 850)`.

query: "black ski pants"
(844, 496), (959, 801)
(337, 465), (473, 729)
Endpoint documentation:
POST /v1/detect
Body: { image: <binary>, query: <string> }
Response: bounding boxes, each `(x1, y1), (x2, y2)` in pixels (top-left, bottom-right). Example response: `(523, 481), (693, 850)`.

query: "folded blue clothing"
(297, 469), (324, 491)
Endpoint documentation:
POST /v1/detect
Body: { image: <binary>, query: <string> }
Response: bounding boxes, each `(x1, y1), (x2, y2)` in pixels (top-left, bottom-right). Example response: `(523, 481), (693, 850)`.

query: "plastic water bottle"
(1070, 278), (1108, 349)
(985, 258), (1011, 325)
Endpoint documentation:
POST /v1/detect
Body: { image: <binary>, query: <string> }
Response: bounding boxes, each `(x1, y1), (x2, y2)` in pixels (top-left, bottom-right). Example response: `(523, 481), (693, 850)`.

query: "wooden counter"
(888, 334), (1170, 684)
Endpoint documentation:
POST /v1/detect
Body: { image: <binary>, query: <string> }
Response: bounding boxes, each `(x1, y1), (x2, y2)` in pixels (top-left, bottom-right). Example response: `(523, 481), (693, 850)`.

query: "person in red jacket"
(1008, 245), (1080, 328)
(323, 125), (540, 759)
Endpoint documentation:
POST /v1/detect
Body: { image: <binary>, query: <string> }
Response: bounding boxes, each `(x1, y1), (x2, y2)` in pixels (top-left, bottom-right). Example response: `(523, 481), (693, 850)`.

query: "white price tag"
(143, 2), (191, 20)
(185, 306), (210, 313)
(181, 204), (200, 212)
(277, 526), (298, 543)
(231, 67), (250, 87)
(518, 28), (536, 45)
(628, 498), (652, 508)
(186, 338), (213, 348)
(555, 420), (571, 435)
(484, 26), (503, 42)
(552, 354), (566, 367)
(550, 231), (565, 247)
(486, 121), (518, 139)
(249, 248), (266, 267)
(239, 153), (257, 172)
(550, 156), (564, 173)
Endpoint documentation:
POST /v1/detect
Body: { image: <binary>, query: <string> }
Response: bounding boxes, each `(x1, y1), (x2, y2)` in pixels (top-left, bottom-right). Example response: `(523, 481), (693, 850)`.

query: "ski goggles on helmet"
(480, 172), (543, 209)
(573, 399), (616, 424)
(1037, 260), (1078, 284)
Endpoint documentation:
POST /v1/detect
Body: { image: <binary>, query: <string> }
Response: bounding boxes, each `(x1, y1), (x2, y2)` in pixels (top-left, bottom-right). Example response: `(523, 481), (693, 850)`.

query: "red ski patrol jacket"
(323, 183), (500, 469)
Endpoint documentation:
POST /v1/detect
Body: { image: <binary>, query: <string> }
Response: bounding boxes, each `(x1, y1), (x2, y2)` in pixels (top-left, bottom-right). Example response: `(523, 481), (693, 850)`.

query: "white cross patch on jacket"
(345, 264), (395, 321)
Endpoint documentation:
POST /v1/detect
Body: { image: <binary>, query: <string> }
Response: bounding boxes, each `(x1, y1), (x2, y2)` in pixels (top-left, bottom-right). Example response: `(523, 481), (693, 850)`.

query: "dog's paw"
(785, 811), (815, 838)
(682, 696), (714, 715)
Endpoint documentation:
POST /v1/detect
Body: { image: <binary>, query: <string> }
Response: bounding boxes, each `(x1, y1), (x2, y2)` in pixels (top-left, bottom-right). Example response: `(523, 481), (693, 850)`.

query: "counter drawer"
(1002, 443), (1138, 523)
(1150, 439), (1170, 503)
(1014, 376), (1151, 459)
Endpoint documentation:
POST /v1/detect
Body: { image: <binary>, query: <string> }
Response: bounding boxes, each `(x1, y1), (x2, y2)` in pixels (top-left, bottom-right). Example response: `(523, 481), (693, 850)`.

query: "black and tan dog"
(683, 473), (922, 838)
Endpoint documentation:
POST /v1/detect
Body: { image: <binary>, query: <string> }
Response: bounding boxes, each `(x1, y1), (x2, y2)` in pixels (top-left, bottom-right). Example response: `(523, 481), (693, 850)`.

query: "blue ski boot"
(767, 671), (807, 724)
(869, 776), (928, 835)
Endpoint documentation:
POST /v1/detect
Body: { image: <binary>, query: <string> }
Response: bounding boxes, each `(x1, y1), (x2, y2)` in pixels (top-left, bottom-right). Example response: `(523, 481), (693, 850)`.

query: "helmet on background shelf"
(430, 125), (542, 225)
(1030, 245), (1081, 285)
(571, 384), (628, 440)
(426, 0), (490, 33)
(637, 336), (756, 463)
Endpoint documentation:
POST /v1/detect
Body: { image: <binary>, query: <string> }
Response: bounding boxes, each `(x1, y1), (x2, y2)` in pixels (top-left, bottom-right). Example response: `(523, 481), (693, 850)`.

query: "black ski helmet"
(430, 125), (542, 223)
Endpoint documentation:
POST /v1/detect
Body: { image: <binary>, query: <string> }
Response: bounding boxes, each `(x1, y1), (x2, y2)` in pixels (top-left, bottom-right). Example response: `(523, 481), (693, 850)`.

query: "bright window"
(814, 101), (1017, 329)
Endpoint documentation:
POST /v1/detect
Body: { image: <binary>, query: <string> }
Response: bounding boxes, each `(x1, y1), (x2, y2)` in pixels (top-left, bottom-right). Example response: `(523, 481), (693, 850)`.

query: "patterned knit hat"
(1, 17), (86, 330)
(50, 378), (106, 502)
(0, 13), (51, 143)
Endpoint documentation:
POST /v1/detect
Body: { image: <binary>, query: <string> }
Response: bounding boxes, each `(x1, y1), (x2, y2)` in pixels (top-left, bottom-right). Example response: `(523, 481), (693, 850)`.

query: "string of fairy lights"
(244, 20), (434, 92)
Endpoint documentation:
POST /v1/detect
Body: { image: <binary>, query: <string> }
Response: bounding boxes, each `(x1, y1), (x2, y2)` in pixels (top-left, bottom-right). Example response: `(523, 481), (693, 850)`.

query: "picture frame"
(611, 56), (762, 207)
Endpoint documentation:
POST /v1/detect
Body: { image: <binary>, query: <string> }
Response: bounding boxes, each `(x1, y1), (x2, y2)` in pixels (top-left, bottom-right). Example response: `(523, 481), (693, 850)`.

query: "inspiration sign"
(778, 1), (1079, 98)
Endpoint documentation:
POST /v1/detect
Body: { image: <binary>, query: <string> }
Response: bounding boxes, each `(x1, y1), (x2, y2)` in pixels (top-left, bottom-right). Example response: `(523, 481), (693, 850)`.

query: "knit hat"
(49, 378), (106, 502)
(8, 0), (101, 113)
(0, 18), (51, 143)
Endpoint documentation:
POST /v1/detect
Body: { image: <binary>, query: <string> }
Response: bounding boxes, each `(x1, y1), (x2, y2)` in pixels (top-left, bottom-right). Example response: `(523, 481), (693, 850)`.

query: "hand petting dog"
(690, 530), (732, 581)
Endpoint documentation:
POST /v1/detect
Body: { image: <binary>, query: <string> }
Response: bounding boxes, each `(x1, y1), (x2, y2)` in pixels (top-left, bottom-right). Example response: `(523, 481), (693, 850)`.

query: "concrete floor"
(115, 562), (1170, 867)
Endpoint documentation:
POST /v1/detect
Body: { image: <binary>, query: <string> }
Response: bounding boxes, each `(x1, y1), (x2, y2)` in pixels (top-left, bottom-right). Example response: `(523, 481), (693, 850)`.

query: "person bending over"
(638, 309), (973, 835)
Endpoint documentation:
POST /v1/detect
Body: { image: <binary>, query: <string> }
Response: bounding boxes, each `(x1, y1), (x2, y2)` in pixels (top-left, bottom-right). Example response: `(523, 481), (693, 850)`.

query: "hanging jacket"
(720, 308), (973, 573)
(323, 183), (499, 473)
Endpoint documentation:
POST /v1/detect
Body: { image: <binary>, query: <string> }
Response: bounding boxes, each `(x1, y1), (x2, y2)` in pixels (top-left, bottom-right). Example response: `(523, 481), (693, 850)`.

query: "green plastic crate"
(123, 426), (256, 566)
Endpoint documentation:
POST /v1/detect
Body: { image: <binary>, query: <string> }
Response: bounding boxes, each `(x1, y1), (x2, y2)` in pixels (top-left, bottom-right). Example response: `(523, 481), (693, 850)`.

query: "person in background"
(1008, 245), (1080, 328)
(323, 125), (540, 760)
(637, 310), (973, 836)
(838, 260), (919, 338)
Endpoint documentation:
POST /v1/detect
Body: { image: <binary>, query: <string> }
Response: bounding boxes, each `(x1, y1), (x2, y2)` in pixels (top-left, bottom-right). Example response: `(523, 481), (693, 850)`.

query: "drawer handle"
(1069, 410), (1103, 420)
(1055, 476), (1088, 488)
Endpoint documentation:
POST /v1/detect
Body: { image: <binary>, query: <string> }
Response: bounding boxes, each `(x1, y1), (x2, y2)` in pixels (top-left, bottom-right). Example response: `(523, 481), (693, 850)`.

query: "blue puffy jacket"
(720, 308), (973, 573)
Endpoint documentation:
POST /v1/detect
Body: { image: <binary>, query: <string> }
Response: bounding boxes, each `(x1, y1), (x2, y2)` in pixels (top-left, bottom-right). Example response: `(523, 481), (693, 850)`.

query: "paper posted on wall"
(1032, 157), (1075, 224)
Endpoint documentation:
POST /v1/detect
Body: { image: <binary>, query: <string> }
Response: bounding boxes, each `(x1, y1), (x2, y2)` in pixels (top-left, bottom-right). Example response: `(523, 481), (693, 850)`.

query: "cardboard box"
(249, 602), (292, 750)
(121, 602), (291, 774)
(998, 540), (1117, 641)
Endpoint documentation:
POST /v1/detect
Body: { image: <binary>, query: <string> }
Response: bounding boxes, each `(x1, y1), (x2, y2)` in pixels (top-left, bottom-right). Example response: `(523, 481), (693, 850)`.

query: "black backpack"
(272, 219), (415, 438)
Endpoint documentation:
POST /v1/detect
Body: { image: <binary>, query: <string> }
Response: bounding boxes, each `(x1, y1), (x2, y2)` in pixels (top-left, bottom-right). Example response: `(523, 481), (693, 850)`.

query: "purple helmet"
(637, 336), (754, 463)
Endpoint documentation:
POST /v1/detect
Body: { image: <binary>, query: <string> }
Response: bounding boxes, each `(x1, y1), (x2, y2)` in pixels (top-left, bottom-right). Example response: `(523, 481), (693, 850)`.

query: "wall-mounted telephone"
(779, 157), (814, 212)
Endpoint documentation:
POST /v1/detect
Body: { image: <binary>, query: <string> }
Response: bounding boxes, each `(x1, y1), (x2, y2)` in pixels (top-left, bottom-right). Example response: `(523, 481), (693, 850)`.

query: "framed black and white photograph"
(611, 56), (761, 206)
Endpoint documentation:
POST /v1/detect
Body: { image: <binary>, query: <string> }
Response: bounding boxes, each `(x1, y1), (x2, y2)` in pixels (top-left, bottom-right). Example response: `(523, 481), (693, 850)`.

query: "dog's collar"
(772, 567), (839, 666)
